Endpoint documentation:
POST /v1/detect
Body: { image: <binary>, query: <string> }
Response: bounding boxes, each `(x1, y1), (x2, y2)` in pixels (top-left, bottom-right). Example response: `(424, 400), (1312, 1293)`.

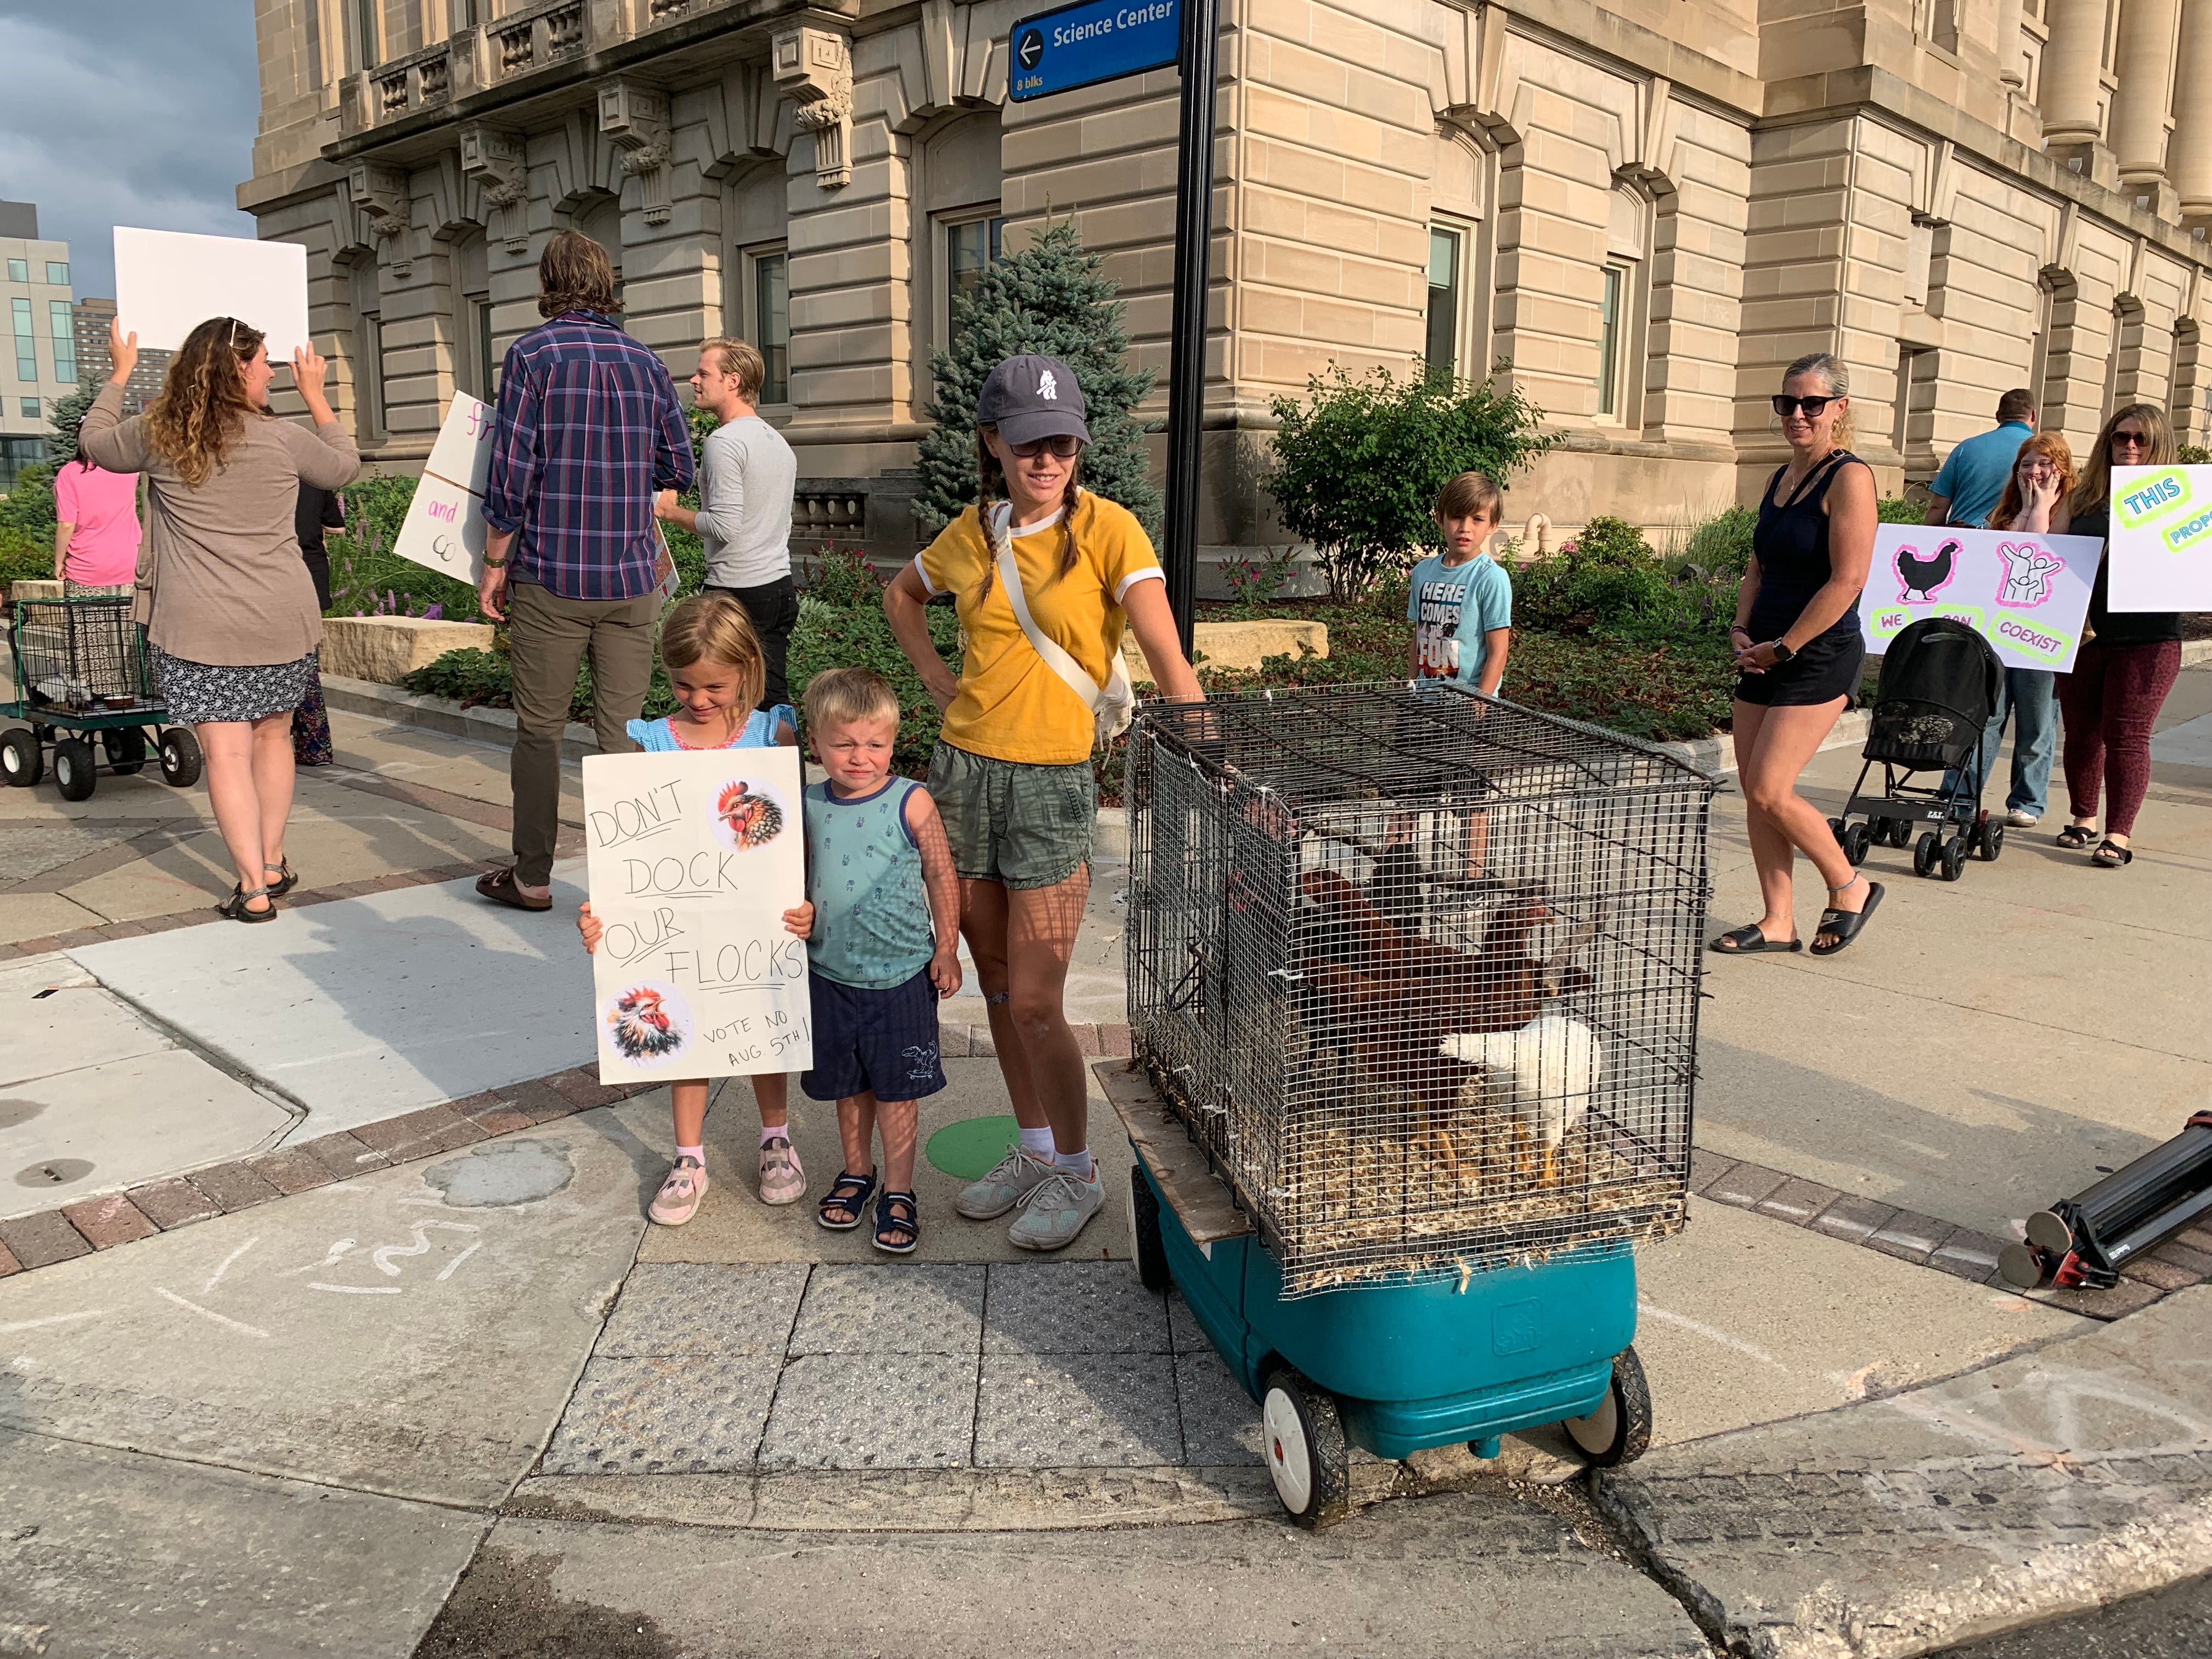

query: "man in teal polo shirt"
(1925, 388), (2035, 529)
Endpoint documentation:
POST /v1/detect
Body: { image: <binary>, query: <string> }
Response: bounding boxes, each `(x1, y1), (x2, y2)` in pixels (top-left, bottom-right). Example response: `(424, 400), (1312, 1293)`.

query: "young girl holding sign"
(578, 595), (814, 1226)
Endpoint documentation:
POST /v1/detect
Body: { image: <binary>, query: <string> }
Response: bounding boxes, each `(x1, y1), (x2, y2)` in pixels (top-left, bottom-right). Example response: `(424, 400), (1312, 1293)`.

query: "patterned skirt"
(149, 645), (318, 725)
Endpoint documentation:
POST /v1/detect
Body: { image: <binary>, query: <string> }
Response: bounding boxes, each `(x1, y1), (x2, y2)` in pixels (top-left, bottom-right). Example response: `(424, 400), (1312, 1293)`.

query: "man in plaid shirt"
(475, 229), (696, 911)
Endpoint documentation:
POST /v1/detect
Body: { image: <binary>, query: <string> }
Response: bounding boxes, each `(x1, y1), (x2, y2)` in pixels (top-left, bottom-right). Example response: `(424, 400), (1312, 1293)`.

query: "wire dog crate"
(12, 597), (157, 712)
(1126, 681), (1722, 1297)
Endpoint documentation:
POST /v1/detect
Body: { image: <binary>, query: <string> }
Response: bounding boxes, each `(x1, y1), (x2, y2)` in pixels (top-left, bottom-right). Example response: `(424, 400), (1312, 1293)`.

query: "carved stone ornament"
(348, 163), (413, 274)
(772, 25), (854, 190)
(459, 122), (532, 253)
(599, 79), (674, 226)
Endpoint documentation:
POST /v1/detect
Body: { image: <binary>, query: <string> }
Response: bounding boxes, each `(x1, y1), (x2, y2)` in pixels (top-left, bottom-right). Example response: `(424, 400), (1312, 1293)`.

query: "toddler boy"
(1408, 470), (1514, 693)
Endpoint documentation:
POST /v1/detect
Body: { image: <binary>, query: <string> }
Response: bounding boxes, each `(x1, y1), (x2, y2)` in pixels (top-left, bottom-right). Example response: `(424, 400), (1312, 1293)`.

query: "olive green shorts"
(928, 742), (1097, 889)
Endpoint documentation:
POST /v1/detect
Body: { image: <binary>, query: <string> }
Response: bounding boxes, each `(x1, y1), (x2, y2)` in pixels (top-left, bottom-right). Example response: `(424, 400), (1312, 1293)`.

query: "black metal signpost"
(1008, 0), (1218, 656)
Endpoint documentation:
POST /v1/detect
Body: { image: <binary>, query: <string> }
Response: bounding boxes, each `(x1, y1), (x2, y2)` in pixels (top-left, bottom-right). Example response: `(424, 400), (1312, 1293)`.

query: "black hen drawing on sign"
(1896, 538), (1959, 602)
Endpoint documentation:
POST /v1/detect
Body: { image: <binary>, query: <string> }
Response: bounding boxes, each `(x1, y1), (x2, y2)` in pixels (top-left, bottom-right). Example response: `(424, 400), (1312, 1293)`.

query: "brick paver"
(0, 1209), (94, 1269)
(246, 1146), (338, 1196)
(126, 1177), (224, 1229)
(186, 1161), (285, 1214)
(60, 1193), (159, 1249)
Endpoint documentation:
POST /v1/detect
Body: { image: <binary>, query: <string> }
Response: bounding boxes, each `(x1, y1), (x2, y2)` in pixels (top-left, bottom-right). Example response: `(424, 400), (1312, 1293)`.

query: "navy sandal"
(873, 1189), (919, 1256)
(1810, 878), (1883, 957)
(816, 1170), (877, 1231)
(1709, 923), (1802, 955)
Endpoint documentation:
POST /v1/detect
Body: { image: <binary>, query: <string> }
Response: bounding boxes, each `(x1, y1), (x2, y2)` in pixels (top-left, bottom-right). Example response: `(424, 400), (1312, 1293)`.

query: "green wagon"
(1, 596), (204, 800)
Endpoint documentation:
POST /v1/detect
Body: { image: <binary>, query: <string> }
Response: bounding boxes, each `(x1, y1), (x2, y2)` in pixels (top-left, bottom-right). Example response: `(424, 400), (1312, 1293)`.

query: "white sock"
(1019, 1127), (1056, 1159)
(1055, 1148), (1095, 1180)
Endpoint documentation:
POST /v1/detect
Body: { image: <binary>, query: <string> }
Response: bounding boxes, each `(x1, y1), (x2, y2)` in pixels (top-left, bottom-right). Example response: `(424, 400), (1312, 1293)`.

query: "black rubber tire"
(1887, 816), (1914, 848)
(1841, 822), (1871, 866)
(1976, 822), (2005, 862)
(159, 727), (204, 788)
(52, 738), (98, 802)
(1914, 831), (1939, 878)
(1826, 816), (1847, 844)
(0, 728), (40, 788)
(1562, 1346), (1654, 1468)
(1261, 1368), (1351, 1530)
(1130, 1162), (1170, 1293)
(103, 728), (149, 776)
(1940, 837), (1967, 882)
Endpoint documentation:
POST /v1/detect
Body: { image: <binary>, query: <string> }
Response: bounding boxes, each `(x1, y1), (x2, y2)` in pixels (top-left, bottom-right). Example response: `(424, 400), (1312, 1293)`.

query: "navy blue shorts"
(801, 967), (949, 1103)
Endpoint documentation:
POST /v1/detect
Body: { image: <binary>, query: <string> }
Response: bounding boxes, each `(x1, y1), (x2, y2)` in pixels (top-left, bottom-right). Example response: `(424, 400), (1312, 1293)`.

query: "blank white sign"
(113, 228), (312, 358)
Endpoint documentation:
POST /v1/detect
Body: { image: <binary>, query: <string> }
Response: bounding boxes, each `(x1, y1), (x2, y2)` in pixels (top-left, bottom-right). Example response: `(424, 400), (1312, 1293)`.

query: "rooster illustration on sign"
(1895, 538), (1960, 603)
(714, 780), (786, 849)
(608, 984), (687, 1061)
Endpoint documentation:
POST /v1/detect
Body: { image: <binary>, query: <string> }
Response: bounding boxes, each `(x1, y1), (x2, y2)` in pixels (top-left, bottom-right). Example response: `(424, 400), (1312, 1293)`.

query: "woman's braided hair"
(972, 426), (1082, 606)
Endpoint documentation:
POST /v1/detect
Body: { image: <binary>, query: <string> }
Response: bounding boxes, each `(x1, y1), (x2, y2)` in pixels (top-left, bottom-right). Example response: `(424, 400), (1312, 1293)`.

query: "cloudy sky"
(0, 1), (261, 300)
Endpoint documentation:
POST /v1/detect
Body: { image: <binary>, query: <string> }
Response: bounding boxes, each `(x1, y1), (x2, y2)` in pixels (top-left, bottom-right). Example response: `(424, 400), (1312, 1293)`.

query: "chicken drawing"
(608, 986), (685, 1060)
(1437, 1015), (1601, 1187)
(715, 780), (786, 849)
(1895, 538), (1960, 603)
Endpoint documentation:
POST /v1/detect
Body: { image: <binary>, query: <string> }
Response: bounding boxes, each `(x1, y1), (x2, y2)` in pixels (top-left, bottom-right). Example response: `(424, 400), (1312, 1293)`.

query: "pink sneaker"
(648, 1156), (708, 1226)
(759, 1135), (805, 1205)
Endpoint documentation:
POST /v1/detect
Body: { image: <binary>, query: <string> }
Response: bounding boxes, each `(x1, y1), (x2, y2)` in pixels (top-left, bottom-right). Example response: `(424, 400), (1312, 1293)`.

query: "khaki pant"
(507, 580), (659, 886)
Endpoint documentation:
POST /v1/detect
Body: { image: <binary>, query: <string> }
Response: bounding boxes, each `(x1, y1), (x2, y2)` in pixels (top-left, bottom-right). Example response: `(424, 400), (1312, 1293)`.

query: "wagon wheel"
(1262, 1367), (1351, 1530)
(1129, 1162), (1170, 1293)
(159, 727), (204, 789)
(103, 728), (148, 776)
(0, 729), (39, 788)
(52, 738), (98, 802)
(1561, 1345), (1653, 1468)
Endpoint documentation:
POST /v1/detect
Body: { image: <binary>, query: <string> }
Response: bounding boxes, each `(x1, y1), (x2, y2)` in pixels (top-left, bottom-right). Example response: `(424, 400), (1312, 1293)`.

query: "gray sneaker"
(955, 1146), (1058, 1220)
(1007, 1169), (1105, 1251)
(2006, 808), (2041, 828)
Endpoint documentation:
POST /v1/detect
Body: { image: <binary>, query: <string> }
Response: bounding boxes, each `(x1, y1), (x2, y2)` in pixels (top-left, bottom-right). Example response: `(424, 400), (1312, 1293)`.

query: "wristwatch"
(1768, 639), (1796, 664)
(482, 552), (508, 570)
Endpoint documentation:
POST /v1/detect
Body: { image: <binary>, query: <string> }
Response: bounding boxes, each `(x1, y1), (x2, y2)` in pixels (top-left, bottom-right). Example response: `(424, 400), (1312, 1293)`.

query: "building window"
(49, 301), (74, 383)
(944, 213), (1006, 323)
(46, 262), (69, 286)
(471, 295), (496, 399)
(357, 312), (385, 439)
(1597, 264), (1627, 417)
(19, 398), (40, 418)
(352, 0), (379, 69)
(10, 298), (35, 382)
(453, 0), (477, 26)
(753, 250), (789, 404)
(305, 0), (324, 86)
(4, 259), (25, 284)
(1426, 225), (1464, 381)
(1596, 182), (1650, 430)
(0, 435), (45, 491)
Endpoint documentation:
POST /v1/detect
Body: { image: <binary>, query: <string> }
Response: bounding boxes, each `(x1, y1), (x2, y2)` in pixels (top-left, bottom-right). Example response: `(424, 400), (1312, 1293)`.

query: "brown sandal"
(475, 866), (552, 911)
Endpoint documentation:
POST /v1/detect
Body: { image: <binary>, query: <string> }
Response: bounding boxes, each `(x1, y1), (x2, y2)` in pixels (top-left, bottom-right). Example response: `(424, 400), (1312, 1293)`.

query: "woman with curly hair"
(80, 317), (359, 921)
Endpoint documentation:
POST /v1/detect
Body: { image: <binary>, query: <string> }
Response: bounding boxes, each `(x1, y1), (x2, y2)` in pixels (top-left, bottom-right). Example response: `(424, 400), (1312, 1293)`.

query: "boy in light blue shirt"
(1407, 470), (1514, 694)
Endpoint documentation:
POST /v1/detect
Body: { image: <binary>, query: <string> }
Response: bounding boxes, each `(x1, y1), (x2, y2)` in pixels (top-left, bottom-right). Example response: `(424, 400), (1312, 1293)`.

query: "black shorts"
(801, 967), (949, 1104)
(1735, 627), (1864, 708)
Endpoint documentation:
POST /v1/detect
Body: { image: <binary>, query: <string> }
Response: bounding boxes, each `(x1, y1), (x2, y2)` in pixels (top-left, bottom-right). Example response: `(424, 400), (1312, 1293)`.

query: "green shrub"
(1263, 365), (1556, 601)
(1671, 507), (1756, 579)
(1877, 495), (1925, 523)
(1512, 517), (1692, 641)
(0, 524), (53, 586)
(402, 646), (513, 707)
(2181, 444), (2211, 466)
(44, 387), (100, 470)
(0, 464), (57, 537)
(801, 544), (884, 608)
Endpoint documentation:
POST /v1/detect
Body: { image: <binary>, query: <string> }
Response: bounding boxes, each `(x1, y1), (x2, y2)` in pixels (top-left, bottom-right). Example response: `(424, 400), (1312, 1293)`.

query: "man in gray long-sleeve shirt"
(656, 337), (800, 709)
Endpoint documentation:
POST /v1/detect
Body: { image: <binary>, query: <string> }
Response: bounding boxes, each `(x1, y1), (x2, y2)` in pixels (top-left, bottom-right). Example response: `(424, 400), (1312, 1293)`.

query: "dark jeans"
(705, 574), (798, 711)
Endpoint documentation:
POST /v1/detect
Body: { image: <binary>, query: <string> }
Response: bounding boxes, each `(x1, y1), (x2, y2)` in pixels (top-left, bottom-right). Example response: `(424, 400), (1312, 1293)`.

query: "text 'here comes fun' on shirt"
(914, 489), (1164, 766)
(1407, 550), (1513, 682)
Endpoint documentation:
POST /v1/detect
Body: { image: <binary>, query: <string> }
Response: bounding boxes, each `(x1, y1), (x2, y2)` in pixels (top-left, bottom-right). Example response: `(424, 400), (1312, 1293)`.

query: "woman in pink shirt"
(53, 449), (142, 595)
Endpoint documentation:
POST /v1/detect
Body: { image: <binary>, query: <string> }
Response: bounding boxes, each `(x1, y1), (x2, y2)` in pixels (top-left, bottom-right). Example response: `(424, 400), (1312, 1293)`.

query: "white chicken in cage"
(1437, 1014), (1600, 1186)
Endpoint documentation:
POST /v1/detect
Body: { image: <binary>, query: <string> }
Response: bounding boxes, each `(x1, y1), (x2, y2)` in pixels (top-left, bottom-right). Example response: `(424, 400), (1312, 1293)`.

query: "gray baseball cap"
(977, 354), (1090, 447)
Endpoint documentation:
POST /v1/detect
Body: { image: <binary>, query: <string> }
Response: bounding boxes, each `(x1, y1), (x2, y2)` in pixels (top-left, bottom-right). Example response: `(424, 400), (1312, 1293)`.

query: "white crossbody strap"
(991, 506), (1137, 742)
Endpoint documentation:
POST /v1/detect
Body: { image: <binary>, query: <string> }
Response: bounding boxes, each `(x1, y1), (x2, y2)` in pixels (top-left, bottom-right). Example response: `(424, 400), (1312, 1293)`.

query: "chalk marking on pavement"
(0, 1310), (103, 1334)
(201, 1235), (261, 1295)
(372, 1220), (481, 1276)
(281, 1238), (359, 1275)
(308, 1283), (403, 1295)
(435, 1240), (484, 1282)
(1638, 1301), (1794, 1373)
(155, 1288), (270, 1340)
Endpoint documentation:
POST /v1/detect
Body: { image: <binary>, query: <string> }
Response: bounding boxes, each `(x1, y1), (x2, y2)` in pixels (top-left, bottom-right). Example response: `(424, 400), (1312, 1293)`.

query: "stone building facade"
(242, 0), (2212, 568)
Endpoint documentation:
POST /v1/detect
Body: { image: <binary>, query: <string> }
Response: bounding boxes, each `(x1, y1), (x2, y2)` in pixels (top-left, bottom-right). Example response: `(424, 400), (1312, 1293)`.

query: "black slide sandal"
(1709, 924), (1802, 955)
(1810, 879), (1884, 956)
(2055, 825), (2098, 850)
(2092, 839), (2134, 867)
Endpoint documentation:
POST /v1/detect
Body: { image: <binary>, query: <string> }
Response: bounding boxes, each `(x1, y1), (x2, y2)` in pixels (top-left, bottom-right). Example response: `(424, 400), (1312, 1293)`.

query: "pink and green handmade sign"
(1861, 524), (2098, 672)
(2109, 465), (2212, 610)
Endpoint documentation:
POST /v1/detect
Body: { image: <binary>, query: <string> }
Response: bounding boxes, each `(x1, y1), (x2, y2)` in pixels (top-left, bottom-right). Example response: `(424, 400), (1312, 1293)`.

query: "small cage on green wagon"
(1125, 681), (1722, 1297)
(12, 597), (158, 713)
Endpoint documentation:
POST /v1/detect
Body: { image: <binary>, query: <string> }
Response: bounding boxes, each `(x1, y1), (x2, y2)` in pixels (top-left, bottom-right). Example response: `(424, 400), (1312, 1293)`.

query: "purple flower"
(421, 602), (443, 620)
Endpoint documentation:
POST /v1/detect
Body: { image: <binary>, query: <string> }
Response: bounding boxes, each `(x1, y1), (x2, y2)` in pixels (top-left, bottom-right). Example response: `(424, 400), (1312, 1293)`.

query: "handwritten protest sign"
(1861, 524), (2098, 672)
(583, 746), (811, 1085)
(2109, 465), (2212, 610)
(393, 393), (496, 584)
(114, 228), (311, 357)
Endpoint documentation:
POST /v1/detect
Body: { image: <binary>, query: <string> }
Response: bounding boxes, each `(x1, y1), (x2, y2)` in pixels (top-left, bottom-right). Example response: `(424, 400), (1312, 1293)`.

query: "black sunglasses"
(1008, 434), (1084, 459)
(1772, 394), (1836, 419)
(2111, 429), (2151, 449)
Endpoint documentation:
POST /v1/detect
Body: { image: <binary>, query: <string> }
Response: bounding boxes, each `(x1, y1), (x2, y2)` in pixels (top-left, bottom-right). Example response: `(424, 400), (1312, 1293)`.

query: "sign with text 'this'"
(1008, 0), (1179, 101)
(2109, 465), (2212, 611)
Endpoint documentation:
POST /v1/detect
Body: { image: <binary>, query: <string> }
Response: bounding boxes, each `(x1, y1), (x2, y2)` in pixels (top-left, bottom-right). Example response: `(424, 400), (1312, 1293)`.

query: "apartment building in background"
(240, 0), (2212, 571)
(73, 298), (173, 415)
(0, 202), (77, 491)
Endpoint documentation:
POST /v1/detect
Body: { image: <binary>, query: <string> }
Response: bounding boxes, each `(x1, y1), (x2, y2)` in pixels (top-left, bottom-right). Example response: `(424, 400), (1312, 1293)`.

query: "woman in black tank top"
(1711, 353), (1884, 958)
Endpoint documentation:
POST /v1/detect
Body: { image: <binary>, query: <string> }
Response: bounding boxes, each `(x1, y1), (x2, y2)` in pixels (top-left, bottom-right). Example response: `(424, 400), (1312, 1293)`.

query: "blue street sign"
(1008, 0), (1180, 102)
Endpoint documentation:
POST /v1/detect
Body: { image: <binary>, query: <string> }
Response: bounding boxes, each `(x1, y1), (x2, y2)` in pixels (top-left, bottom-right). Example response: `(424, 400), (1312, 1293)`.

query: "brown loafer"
(476, 866), (552, 911)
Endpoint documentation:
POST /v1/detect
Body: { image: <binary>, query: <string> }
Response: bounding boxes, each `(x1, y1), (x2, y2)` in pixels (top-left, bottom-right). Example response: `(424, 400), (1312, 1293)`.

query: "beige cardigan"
(79, 382), (360, 667)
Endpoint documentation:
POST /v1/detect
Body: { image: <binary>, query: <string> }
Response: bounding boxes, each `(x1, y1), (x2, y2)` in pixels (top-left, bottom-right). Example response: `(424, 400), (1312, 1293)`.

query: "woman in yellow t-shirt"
(885, 354), (1201, 1252)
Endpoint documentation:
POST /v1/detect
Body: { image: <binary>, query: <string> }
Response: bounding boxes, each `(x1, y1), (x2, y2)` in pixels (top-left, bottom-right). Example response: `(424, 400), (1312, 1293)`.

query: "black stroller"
(1829, 617), (2005, 883)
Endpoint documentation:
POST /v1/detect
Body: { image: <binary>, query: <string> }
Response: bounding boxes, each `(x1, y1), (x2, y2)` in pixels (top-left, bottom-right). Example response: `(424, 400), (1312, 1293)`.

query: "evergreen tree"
(45, 385), (102, 469)
(915, 217), (1160, 541)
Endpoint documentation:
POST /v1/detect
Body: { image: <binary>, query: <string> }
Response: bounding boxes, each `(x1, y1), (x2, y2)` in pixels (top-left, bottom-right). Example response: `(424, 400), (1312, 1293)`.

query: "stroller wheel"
(1841, 822), (1871, 866)
(1826, 816), (1848, 845)
(1914, 831), (1939, 878)
(1939, 837), (1967, 882)
(1887, 817), (1914, 848)
(1975, 822), (2004, 862)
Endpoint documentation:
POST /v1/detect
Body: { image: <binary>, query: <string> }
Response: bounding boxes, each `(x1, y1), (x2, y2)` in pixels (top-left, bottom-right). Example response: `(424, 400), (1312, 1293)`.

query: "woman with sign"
(1711, 351), (1882, 958)
(81, 316), (359, 921)
(2038, 404), (2185, 868)
(884, 354), (1201, 1252)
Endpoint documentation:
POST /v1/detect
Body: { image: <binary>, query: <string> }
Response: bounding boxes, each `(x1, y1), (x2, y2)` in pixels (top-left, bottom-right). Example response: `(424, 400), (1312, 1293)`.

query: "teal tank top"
(804, 776), (936, 989)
